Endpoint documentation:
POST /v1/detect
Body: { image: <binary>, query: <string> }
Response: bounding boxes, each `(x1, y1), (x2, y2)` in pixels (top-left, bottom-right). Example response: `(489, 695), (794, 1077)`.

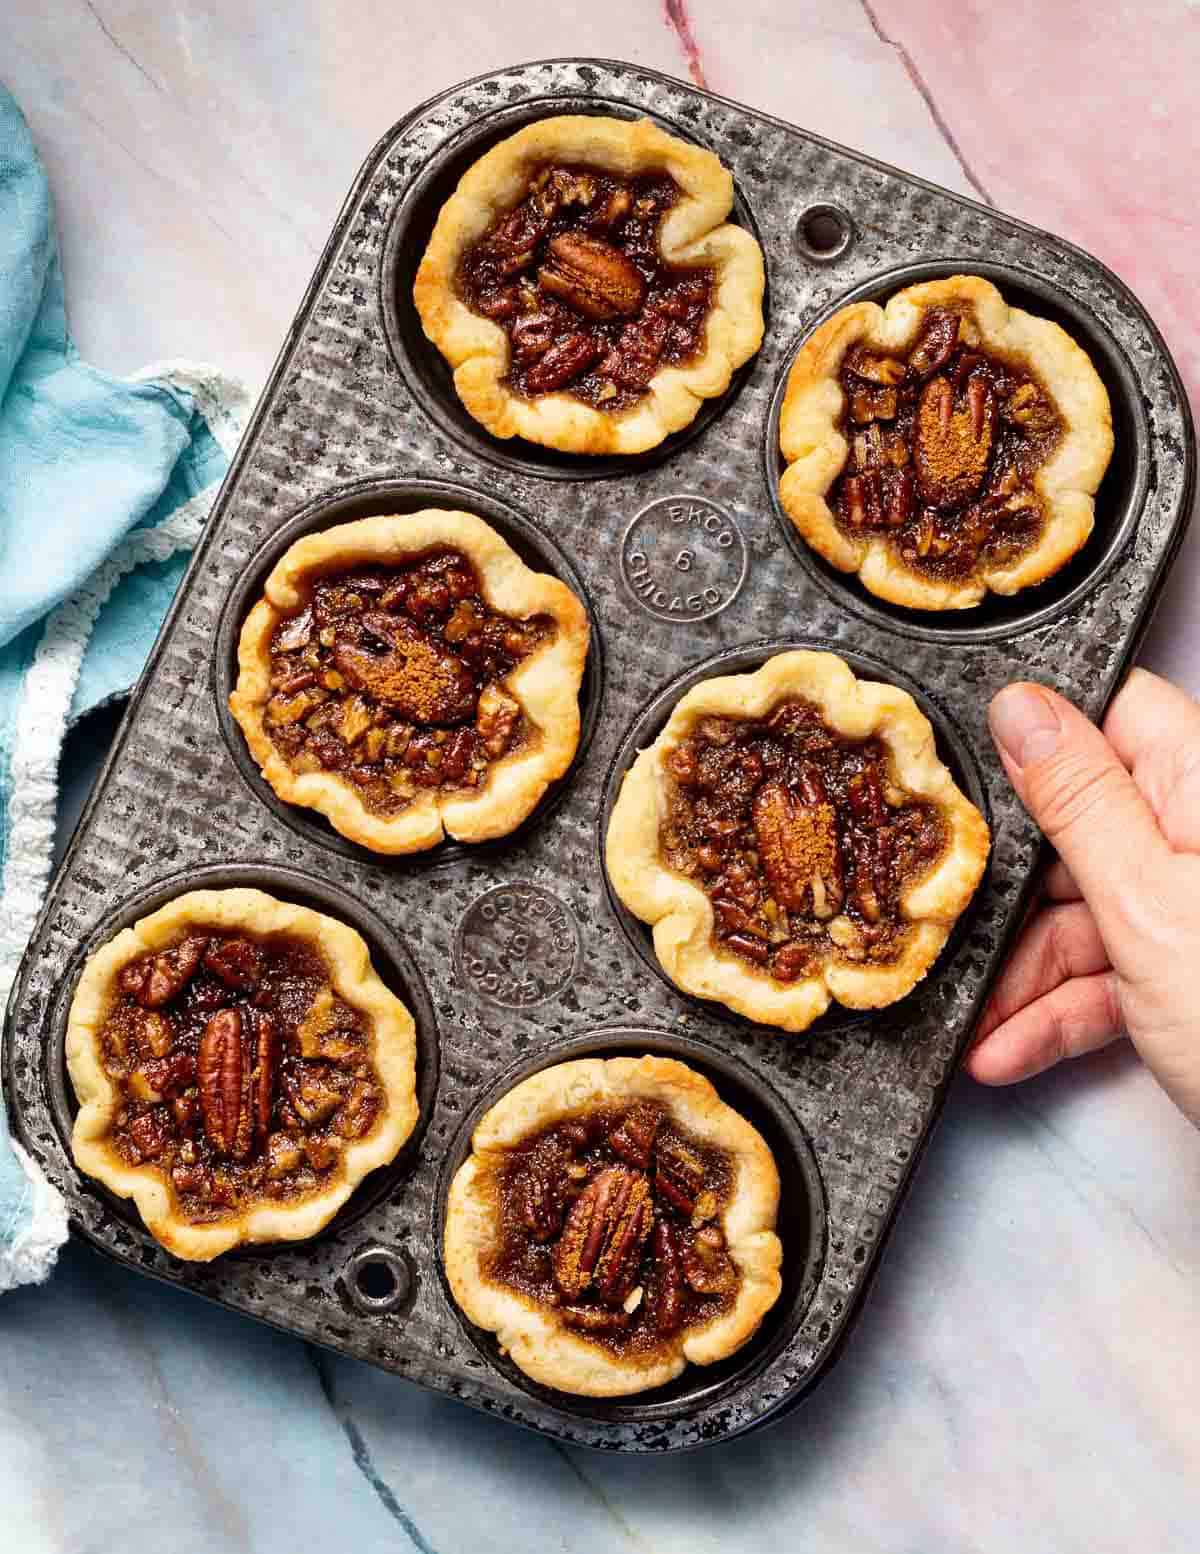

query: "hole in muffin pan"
(764, 259), (1150, 645)
(379, 95), (767, 482)
(345, 1245), (415, 1315)
(794, 202), (854, 264)
(433, 1026), (827, 1427)
(47, 862), (440, 1254)
(598, 639), (992, 1037)
(212, 478), (604, 868)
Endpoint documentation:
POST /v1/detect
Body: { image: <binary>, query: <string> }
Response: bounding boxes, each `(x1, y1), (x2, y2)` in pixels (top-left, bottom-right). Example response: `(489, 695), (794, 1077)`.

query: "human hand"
(965, 668), (1200, 1126)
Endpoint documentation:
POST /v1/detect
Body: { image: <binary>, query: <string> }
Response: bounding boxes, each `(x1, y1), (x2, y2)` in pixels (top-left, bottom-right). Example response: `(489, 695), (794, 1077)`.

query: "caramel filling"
(458, 164), (714, 412)
(832, 306), (1063, 580)
(263, 549), (551, 817)
(99, 931), (384, 1222)
(661, 699), (947, 979)
(482, 1102), (738, 1358)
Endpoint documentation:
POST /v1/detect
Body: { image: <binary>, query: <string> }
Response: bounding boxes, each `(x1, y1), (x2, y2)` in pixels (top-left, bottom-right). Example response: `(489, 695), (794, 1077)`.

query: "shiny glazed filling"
(832, 306), (1063, 579)
(483, 1101), (739, 1357)
(98, 930), (384, 1222)
(662, 699), (947, 978)
(458, 163), (714, 412)
(263, 550), (551, 817)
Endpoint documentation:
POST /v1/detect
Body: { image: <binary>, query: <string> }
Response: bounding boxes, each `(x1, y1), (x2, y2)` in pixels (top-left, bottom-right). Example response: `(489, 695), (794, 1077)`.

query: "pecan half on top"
(538, 233), (646, 321)
(829, 305), (1064, 580)
(553, 1166), (654, 1304)
(752, 776), (844, 922)
(482, 1099), (741, 1354)
(456, 161), (715, 413)
(660, 695), (948, 981)
(88, 928), (387, 1222)
(257, 548), (553, 821)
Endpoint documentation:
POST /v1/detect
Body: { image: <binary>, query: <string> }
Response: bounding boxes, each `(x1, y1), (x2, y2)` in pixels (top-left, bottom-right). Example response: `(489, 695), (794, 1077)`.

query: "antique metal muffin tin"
(3, 59), (1193, 1452)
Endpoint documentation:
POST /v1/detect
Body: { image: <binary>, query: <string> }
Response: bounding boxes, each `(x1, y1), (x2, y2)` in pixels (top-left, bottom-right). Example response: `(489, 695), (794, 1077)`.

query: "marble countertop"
(4, 4), (1200, 1551)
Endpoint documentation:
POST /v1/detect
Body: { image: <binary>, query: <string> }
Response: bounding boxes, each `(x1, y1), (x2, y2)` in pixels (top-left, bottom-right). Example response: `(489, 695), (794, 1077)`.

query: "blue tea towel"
(0, 86), (249, 1290)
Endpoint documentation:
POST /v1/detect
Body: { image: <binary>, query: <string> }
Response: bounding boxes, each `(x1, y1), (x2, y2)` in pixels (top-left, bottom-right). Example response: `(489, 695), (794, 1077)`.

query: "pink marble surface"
(3, 7), (1199, 1552)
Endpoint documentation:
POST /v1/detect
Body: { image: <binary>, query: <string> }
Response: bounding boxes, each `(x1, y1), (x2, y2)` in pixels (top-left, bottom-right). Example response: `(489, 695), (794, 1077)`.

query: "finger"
(1104, 668), (1200, 848)
(1104, 667), (1200, 769)
(975, 900), (1108, 1041)
(988, 682), (1169, 958)
(965, 971), (1123, 1085)
(1044, 858), (1080, 901)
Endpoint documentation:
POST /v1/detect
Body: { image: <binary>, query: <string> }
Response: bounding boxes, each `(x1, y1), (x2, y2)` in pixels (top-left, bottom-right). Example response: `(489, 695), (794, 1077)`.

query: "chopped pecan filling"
(457, 163), (714, 412)
(263, 549), (551, 817)
(99, 931), (384, 1221)
(662, 699), (948, 978)
(832, 307), (1063, 580)
(484, 1103), (738, 1356)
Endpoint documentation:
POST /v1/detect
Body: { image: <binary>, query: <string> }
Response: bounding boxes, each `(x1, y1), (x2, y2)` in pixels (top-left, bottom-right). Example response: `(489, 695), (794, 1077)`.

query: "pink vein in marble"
(663, 0), (708, 88)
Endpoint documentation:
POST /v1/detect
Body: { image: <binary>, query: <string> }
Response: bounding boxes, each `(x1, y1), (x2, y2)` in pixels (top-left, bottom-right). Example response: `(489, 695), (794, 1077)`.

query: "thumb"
(988, 682), (1169, 959)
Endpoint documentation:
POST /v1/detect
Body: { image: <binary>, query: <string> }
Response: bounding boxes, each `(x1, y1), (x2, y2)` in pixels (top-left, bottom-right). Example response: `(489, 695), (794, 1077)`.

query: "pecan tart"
(66, 888), (418, 1260)
(778, 275), (1114, 609)
(444, 1056), (782, 1397)
(229, 510), (589, 853)
(414, 115), (765, 454)
(606, 651), (990, 1031)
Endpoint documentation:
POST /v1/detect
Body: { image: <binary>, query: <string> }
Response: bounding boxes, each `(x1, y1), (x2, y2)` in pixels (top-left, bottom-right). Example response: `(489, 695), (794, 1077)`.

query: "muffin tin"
(2, 59), (1193, 1452)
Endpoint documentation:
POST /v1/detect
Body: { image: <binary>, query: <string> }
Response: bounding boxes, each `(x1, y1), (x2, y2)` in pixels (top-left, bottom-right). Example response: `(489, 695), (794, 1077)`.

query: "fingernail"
(988, 684), (1062, 768)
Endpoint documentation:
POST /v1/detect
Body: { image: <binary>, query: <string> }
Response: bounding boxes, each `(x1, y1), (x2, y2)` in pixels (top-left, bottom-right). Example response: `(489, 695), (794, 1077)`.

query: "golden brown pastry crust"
(414, 115), (765, 455)
(605, 651), (990, 1031)
(778, 275), (1114, 610)
(444, 1055), (782, 1397)
(229, 510), (590, 854)
(66, 887), (419, 1261)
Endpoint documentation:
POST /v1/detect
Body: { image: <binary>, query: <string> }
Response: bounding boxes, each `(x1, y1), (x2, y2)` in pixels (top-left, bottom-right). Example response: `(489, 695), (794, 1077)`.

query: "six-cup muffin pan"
(3, 59), (1193, 1452)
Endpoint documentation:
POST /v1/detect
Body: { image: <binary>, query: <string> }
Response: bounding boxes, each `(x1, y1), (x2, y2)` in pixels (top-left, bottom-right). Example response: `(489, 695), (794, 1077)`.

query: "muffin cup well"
(213, 477), (604, 865)
(599, 638), (991, 1033)
(765, 260), (1149, 644)
(50, 862), (440, 1254)
(381, 96), (767, 480)
(434, 1026), (826, 1430)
